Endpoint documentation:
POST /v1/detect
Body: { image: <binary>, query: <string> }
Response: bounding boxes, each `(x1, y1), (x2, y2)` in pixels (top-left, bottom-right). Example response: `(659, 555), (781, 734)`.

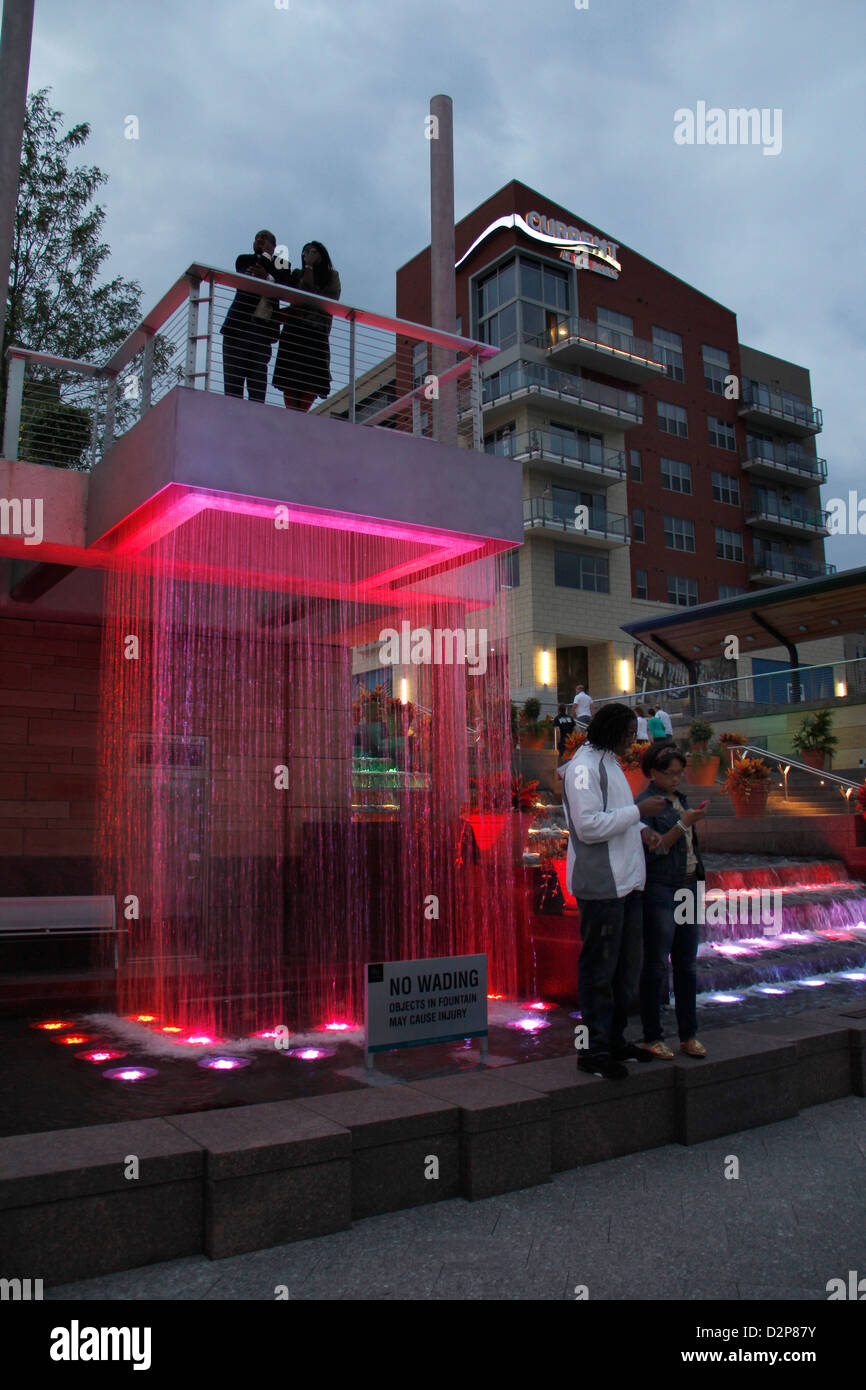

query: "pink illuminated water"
(97, 493), (518, 1035)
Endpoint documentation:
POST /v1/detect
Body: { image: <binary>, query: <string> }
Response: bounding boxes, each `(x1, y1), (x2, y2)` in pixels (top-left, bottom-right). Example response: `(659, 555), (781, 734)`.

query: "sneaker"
(638, 1039), (675, 1060)
(612, 1042), (655, 1064)
(577, 1054), (629, 1081)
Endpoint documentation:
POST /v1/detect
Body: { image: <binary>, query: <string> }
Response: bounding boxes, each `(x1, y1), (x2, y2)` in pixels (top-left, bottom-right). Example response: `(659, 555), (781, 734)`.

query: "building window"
(598, 306), (634, 335)
(554, 548), (609, 594)
(664, 515), (695, 552)
(658, 400), (688, 437)
(703, 344), (730, 395)
(712, 470), (740, 506)
(476, 257), (518, 349)
(551, 484), (605, 529)
(412, 342), (428, 390)
(708, 415), (736, 451)
(633, 507), (645, 542)
(660, 456), (692, 494)
(629, 449), (642, 482)
(502, 550), (520, 587)
(484, 422), (516, 456)
(715, 527), (744, 562)
(518, 255), (570, 344)
(719, 584), (746, 599)
(667, 575), (699, 607)
(653, 327), (684, 381)
(549, 421), (604, 465)
(635, 568), (648, 600)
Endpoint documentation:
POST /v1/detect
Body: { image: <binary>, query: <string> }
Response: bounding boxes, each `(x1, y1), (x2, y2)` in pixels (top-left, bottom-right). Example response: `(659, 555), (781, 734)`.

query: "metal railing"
(740, 379), (822, 431)
(751, 549), (837, 581)
(485, 428), (626, 480)
(747, 495), (830, 531)
(529, 315), (666, 370)
(742, 439), (827, 480)
(481, 360), (642, 422)
(2, 262), (498, 469)
(523, 496), (630, 541)
(727, 744), (861, 808)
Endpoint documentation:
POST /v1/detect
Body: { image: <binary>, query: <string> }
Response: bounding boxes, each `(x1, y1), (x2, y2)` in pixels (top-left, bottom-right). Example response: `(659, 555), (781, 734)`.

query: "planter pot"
(686, 755), (720, 786)
(623, 768), (649, 798)
(689, 741), (709, 754)
(728, 784), (770, 818)
(520, 733), (548, 752)
(799, 750), (827, 770)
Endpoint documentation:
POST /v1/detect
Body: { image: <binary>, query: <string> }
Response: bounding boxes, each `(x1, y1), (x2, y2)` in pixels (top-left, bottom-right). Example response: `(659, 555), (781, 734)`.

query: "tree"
(1, 88), (143, 462)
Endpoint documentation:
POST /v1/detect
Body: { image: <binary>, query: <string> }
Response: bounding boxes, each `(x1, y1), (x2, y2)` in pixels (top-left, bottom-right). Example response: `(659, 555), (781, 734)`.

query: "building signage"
(365, 952), (488, 1056)
(455, 211), (621, 279)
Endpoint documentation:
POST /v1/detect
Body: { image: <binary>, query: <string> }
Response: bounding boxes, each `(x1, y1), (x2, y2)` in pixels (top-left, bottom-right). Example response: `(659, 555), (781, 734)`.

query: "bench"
(0, 896), (123, 968)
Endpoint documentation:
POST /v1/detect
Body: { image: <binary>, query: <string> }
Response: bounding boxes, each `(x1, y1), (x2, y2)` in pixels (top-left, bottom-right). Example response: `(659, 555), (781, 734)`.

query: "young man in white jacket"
(562, 703), (664, 1080)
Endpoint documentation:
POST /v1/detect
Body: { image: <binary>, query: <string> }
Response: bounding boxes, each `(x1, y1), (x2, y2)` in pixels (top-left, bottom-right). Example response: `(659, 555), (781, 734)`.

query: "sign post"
(364, 953), (488, 1075)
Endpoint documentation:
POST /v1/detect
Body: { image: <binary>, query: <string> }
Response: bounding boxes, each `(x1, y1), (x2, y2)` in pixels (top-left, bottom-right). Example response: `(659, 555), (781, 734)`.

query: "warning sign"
(365, 953), (488, 1054)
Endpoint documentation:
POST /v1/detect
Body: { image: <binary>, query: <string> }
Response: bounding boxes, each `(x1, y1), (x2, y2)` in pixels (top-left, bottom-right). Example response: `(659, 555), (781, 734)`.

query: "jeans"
(223, 335), (271, 403)
(639, 880), (699, 1042)
(575, 890), (643, 1057)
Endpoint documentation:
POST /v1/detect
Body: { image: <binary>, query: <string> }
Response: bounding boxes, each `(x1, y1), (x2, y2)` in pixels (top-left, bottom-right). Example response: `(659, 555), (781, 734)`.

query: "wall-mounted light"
(400, 678), (409, 705)
(619, 658), (631, 693)
(836, 680), (847, 698)
(540, 649), (552, 685)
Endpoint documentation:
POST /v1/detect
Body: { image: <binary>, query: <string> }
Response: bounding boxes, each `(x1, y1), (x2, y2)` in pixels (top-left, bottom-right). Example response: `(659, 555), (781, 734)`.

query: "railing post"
(412, 394), (421, 436)
(347, 311), (357, 423)
(103, 371), (118, 452)
(470, 351), (482, 451)
(2, 352), (25, 459)
(140, 330), (155, 415)
(88, 376), (102, 469)
(184, 273), (201, 389)
(203, 273), (215, 392)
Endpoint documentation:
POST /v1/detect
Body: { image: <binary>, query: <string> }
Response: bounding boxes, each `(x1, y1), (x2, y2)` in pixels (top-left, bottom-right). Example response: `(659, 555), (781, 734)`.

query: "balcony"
(487, 430), (626, 488)
(534, 316), (668, 384)
(749, 551), (837, 586)
(481, 361), (642, 431)
(738, 380), (822, 436)
(523, 496), (630, 548)
(741, 440), (828, 485)
(746, 495), (830, 539)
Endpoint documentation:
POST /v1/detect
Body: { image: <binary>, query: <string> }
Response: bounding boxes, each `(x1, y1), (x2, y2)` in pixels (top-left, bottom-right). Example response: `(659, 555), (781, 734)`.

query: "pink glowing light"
(527, 1000), (554, 1011)
(103, 1067), (158, 1082)
(77, 1049), (127, 1063)
(705, 993), (744, 1004)
(508, 1018), (551, 1033)
(197, 1056), (251, 1071)
(753, 986), (790, 996)
(321, 1021), (353, 1032)
(798, 978), (827, 987)
(711, 942), (752, 957)
(32, 1020), (73, 1031)
(252, 1028), (286, 1040)
(183, 1034), (222, 1046)
(128, 1013), (159, 1024)
(288, 1047), (336, 1061)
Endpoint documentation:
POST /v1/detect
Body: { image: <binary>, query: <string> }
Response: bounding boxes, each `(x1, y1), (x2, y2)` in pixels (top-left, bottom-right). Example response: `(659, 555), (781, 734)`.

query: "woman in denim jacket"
(635, 742), (708, 1059)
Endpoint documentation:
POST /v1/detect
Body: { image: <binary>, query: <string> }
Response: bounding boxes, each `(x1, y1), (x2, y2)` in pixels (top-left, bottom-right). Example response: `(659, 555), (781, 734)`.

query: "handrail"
(729, 744), (861, 797)
(588, 655), (866, 709)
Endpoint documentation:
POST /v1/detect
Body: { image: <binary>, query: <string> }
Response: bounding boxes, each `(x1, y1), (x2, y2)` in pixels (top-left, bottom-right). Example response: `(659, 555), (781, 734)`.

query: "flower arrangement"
(723, 755), (771, 800)
(618, 740), (652, 772)
(560, 728), (587, 762)
(468, 773), (510, 812)
(512, 775), (541, 810)
(718, 731), (747, 748)
(856, 784), (866, 822)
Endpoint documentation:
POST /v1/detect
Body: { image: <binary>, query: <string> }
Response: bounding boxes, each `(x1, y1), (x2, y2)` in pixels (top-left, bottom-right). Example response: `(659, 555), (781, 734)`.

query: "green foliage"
(688, 719), (714, 745)
(790, 708), (838, 754)
(18, 390), (92, 469)
(522, 697), (541, 721)
(2, 89), (143, 456)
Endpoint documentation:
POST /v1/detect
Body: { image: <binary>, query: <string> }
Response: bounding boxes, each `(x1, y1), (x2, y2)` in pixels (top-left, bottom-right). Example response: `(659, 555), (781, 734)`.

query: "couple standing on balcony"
(220, 229), (341, 411)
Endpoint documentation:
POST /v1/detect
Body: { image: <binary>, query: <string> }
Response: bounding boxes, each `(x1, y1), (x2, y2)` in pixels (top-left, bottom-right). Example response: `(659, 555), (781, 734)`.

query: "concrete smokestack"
(429, 94), (457, 446)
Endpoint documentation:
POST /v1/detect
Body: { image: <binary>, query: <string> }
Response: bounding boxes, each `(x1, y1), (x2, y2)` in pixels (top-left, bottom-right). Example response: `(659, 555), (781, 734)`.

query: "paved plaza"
(46, 1094), (866, 1302)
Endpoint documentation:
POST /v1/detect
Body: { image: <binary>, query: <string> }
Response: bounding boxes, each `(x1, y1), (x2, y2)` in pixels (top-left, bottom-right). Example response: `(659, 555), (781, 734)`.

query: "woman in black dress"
(273, 242), (341, 412)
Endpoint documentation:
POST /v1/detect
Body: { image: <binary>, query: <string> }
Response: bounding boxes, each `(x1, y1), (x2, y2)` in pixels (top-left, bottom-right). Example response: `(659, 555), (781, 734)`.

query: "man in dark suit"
(220, 230), (289, 403)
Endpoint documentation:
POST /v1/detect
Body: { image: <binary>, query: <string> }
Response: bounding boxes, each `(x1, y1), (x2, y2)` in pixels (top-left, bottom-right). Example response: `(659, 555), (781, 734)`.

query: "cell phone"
(697, 800), (709, 810)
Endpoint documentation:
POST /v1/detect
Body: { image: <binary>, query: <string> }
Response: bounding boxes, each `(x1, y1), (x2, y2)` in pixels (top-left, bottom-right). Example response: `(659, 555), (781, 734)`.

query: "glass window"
(483, 423), (516, 456)
(715, 527), (744, 562)
(629, 449), (642, 482)
(660, 457), (692, 494)
(708, 415), (736, 451)
(658, 400), (688, 437)
(499, 261), (516, 304)
(653, 326), (684, 381)
(521, 302), (545, 339)
(412, 342), (428, 390)
(554, 548), (609, 593)
(712, 471), (740, 506)
(598, 306), (634, 335)
(719, 584), (746, 599)
(520, 260), (542, 301)
(633, 507), (645, 543)
(664, 515), (695, 552)
(502, 550), (519, 587)
(635, 568), (648, 600)
(667, 575), (698, 607)
(703, 344), (730, 395)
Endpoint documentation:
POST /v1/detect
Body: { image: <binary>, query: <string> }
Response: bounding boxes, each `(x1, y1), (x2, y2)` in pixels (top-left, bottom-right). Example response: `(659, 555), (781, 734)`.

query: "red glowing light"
(54, 1034), (91, 1045)
(160, 1026), (183, 1034)
(103, 1066), (159, 1082)
(252, 1028), (286, 1039)
(32, 1020), (73, 1031)
(77, 1049), (127, 1063)
(487, 993), (505, 1000)
(128, 1014), (158, 1024)
(322, 1021), (352, 1032)
(527, 1001), (553, 1011)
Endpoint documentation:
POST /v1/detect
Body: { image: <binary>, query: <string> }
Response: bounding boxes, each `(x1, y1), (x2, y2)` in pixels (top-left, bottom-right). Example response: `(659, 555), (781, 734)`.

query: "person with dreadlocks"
(561, 702), (664, 1080)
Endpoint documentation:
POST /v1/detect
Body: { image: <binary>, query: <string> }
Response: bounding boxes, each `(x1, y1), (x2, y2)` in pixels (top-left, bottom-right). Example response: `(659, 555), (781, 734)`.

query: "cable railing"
(481, 360), (642, 423)
(747, 495), (830, 531)
(485, 429), (627, 481)
(742, 439), (827, 481)
(523, 496), (630, 541)
(726, 744), (861, 809)
(751, 549), (837, 581)
(528, 315), (666, 371)
(740, 379), (822, 431)
(2, 262), (498, 469)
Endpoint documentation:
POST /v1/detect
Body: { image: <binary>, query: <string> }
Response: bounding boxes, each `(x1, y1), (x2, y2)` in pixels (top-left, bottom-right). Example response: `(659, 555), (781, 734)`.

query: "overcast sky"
(25, 0), (865, 569)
